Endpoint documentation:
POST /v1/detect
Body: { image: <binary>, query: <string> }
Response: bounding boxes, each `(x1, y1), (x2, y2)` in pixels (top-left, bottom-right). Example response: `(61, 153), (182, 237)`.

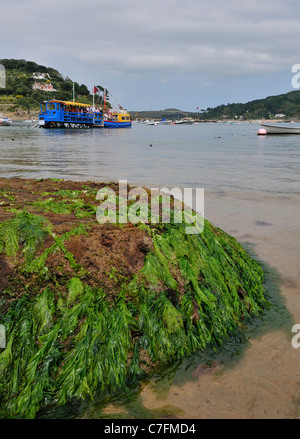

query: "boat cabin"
(111, 112), (131, 123)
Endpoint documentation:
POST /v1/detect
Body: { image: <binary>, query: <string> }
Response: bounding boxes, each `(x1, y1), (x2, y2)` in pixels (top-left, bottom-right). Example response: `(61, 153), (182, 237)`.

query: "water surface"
(1, 121), (300, 195)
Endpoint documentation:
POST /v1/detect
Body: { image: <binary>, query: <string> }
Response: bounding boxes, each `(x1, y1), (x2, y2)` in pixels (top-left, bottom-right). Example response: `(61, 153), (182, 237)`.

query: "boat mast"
(72, 82), (75, 103)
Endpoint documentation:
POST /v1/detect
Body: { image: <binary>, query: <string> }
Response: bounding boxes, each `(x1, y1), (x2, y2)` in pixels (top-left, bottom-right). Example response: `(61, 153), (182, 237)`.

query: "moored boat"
(0, 114), (12, 126)
(39, 100), (103, 128)
(258, 123), (300, 135)
(173, 117), (195, 125)
(146, 120), (159, 125)
(23, 118), (38, 124)
(103, 110), (132, 128)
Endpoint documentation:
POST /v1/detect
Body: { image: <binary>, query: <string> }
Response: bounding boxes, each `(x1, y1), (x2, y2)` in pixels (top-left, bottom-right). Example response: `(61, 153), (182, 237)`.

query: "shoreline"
(1, 107), (300, 124)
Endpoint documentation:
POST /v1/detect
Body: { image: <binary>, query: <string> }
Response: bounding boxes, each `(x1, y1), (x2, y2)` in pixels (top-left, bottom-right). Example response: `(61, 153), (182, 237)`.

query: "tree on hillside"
(17, 96), (35, 114)
(79, 84), (89, 95)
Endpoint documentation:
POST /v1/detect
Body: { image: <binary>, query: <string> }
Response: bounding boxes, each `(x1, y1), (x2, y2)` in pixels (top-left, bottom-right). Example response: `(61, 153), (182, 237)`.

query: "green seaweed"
(25, 224), (87, 275)
(30, 197), (96, 218)
(0, 207), (268, 418)
(0, 211), (50, 263)
(0, 189), (15, 203)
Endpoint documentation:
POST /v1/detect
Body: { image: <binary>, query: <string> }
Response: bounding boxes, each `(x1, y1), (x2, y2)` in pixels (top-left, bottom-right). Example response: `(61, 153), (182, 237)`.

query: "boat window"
(46, 103), (56, 111)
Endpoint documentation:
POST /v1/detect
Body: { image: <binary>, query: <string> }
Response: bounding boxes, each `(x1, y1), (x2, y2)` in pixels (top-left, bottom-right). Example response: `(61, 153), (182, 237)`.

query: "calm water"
(1, 121), (300, 419)
(1, 121), (300, 194)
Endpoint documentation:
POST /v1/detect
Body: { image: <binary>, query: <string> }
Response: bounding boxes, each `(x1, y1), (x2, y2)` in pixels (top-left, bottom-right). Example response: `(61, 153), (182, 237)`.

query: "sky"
(1, 0), (300, 111)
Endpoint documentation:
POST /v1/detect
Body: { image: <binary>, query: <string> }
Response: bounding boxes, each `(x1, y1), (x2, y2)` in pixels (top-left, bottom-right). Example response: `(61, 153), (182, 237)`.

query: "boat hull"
(104, 121), (132, 128)
(261, 124), (300, 134)
(0, 118), (12, 126)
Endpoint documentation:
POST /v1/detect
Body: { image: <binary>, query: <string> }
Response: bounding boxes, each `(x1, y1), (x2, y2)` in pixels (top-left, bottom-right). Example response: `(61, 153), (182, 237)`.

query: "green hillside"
(132, 91), (300, 121)
(200, 90), (300, 120)
(2, 59), (299, 120)
(0, 59), (109, 114)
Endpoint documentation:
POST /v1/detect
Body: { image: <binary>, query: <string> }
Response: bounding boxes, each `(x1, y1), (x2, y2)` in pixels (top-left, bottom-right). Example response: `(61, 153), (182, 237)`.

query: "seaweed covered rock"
(0, 178), (267, 418)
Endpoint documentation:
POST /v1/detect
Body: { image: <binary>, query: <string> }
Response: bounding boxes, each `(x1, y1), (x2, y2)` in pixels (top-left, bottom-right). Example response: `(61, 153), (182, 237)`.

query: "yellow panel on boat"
(43, 100), (91, 107)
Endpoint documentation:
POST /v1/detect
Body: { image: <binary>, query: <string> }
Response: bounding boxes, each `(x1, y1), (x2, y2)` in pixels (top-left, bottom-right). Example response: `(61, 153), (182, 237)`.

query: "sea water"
(1, 121), (300, 195)
(1, 121), (300, 418)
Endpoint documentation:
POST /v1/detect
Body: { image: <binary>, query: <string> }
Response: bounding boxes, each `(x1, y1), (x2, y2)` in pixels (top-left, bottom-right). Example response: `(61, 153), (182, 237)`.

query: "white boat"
(0, 115), (12, 126)
(23, 119), (38, 124)
(173, 118), (195, 125)
(259, 123), (300, 134)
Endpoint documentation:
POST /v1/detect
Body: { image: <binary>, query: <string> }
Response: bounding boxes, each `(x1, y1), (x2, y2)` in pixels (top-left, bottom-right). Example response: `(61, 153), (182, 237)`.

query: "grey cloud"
(1, 0), (299, 109)
(2, 0), (300, 78)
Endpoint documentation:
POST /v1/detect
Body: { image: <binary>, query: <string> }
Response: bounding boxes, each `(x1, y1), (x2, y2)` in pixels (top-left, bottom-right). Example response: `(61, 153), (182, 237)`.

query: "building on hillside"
(32, 72), (51, 80)
(32, 82), (56, 92)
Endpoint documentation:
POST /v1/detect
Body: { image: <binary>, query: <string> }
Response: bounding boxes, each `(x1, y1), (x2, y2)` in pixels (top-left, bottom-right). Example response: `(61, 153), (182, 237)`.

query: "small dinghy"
(258, 123), (300, 135)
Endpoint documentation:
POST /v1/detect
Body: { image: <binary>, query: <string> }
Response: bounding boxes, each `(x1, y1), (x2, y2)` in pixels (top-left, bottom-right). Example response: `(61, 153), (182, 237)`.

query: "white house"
(32, 72), (50, 80)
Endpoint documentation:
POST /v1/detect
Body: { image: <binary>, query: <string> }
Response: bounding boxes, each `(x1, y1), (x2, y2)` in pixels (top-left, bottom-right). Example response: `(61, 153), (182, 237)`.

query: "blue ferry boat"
(39, 100), (103, 128)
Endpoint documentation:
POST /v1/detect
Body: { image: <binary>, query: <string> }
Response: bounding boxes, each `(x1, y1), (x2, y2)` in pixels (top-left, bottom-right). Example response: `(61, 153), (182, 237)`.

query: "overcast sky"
(1, 0), (300, 111)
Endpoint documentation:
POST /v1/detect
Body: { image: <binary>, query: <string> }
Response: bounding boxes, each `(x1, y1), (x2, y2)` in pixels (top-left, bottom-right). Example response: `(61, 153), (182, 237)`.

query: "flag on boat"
(93, 85), (99, 94)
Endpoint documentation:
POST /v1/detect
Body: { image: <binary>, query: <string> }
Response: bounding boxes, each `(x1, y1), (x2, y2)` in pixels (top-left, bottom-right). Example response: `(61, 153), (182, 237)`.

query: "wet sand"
(140, 190), (300, 419)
